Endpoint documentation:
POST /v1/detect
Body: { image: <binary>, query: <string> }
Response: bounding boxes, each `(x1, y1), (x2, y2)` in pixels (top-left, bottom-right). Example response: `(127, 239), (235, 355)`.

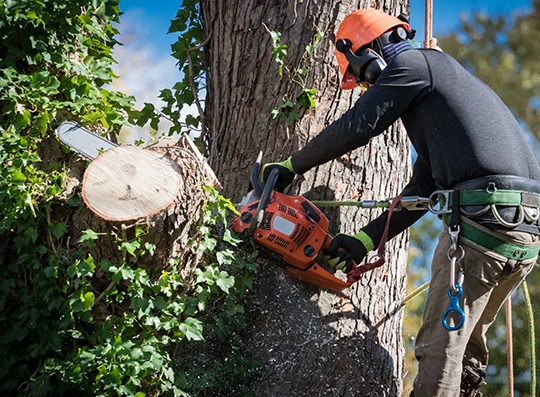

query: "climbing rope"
(522, 280), (536, 397)
(402, 281), (430, 307)
(424, 0), (433, 48)
(506, 297), (514, 397)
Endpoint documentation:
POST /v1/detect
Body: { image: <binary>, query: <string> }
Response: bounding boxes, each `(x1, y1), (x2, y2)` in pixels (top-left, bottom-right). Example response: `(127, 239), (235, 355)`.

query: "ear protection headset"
(336, 14), (415, 86)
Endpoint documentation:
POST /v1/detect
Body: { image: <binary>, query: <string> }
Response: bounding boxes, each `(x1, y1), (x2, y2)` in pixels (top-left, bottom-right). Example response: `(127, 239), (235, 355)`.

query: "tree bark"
(202, 0), (412, 395)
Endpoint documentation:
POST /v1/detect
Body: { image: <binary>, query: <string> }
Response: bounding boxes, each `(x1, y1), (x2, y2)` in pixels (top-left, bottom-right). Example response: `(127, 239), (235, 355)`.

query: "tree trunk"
(70, 144), (213, 281)
(202, 0), (411, 395)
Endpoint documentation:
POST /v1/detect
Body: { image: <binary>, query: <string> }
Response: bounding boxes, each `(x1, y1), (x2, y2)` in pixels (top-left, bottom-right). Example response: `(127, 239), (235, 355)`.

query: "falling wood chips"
(82, 146), (181, 221)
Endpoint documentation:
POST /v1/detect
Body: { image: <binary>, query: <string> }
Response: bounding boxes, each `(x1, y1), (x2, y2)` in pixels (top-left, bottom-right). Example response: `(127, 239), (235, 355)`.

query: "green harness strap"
(444, 189), (540, 207)
(442, 215), (540, 261)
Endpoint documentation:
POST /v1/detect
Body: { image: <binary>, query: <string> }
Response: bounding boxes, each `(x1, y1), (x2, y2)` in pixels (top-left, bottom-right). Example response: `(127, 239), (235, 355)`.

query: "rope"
(424, 0), (433, 48)
(522, 280), (536, 397)
(506, 297), (514, 397)
(402, 281), (430, 307)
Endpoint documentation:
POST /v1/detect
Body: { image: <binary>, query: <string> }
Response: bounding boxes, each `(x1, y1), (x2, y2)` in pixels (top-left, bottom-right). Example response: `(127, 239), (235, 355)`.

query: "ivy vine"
(0, 1), (257, 396)
(266, 26), (323, 125)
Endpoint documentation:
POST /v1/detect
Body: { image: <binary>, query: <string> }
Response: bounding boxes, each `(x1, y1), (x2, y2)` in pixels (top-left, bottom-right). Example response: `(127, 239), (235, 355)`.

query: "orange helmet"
(335, 9), (411, 90)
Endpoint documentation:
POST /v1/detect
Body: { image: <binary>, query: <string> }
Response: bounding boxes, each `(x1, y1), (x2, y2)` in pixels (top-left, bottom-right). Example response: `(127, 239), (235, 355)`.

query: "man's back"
(398, 49), (540, 187)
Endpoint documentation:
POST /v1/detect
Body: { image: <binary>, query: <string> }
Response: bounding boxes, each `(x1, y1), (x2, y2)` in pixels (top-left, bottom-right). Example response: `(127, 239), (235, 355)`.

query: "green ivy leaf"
(179, 317), (204, 341)
(216, 272), (234, 293)
(49, 222), (67, 238)
(79, 229), (100, 243)
(121, 240), (140, 256)
(286, 111), (300, 125)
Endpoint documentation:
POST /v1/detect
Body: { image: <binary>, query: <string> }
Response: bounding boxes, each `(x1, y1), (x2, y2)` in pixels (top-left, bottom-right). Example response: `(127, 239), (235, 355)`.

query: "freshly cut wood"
(82, 146), (181, 221)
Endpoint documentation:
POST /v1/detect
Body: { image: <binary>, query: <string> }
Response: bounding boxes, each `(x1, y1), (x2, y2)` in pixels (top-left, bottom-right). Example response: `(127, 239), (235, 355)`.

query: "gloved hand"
(324, 231), (373, 273)
(261, 157), (296, 192)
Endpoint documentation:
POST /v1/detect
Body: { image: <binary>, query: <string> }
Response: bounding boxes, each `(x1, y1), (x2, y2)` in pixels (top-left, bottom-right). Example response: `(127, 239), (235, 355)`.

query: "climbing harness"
(315, 180), (540, 333)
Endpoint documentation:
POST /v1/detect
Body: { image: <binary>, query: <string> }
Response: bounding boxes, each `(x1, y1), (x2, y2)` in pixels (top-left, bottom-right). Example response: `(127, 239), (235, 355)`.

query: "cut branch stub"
(82, 146), (181, 221)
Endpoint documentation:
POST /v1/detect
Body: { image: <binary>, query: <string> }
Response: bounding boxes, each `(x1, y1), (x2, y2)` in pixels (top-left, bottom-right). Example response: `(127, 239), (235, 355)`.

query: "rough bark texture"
(202, 0), (412, 395)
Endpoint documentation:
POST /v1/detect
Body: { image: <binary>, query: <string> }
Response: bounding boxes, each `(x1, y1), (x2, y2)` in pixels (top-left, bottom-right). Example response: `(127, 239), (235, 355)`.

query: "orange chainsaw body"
(230, 190), (352, 292)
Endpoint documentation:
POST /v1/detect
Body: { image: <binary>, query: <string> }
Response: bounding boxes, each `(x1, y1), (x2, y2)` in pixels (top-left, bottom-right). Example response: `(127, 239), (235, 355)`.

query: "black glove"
(261, 157), (296, 192)
(324, 232), (372, 273)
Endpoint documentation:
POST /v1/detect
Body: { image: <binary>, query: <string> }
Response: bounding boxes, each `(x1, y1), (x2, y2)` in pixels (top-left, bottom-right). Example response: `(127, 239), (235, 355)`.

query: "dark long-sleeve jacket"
(291, 48), (540, 246)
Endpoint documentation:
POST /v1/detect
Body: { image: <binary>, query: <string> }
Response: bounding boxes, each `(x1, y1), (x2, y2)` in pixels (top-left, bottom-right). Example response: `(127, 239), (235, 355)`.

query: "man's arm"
(291, 51), (432, 174)
(361, 156), (437, 247)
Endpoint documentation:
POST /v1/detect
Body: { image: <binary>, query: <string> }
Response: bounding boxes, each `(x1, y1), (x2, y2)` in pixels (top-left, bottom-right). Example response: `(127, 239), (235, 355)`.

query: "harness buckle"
(428, 190), (454, 215)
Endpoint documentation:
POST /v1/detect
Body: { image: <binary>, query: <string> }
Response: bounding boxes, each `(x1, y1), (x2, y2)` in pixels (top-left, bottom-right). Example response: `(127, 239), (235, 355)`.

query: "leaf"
(216, 250), (235, 266)
(83, 291), (95, 311)
(286, 111), (300, 125)
(216, 272), (234, 293)
(11, 170), (26, 182)
(120, 266), (134, 280)
(121, 240), (140, 256)
(223, 229), (242, 245)
(79, 229), (100, 243)
(49, 222), (67, 239)
(144, 242), (156, 256)
(269, 30), (281, 44)
(180, 317), (204, 341)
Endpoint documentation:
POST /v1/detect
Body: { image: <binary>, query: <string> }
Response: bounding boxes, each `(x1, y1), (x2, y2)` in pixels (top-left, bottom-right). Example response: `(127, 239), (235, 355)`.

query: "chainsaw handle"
(255, 167), (279, 225)
(251, 152), (265, 193)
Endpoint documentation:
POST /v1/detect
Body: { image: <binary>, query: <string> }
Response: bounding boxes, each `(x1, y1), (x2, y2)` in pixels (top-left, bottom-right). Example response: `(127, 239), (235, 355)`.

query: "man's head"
(335, 9), (415, 90)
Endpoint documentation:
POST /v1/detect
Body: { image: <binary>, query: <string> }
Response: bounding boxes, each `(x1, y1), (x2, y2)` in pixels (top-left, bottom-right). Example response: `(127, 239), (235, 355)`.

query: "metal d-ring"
(460, 205), (490, 217)
(442, 284), (466, 331)
(524, 206), (540, 222)
(428, 190), (454, 215)
(491, 204), (524, 228)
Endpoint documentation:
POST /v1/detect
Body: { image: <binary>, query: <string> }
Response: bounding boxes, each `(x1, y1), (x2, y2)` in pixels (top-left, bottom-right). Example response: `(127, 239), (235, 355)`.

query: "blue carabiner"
(442, 284), (465, 331)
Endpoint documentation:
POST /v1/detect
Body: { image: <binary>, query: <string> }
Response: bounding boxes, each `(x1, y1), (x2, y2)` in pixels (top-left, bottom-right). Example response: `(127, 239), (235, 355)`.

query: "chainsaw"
(229, 153), (359, 292)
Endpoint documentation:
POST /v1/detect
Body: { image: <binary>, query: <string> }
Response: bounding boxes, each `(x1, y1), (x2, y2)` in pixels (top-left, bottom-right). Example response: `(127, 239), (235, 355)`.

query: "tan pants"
(412, 221), (539, 396)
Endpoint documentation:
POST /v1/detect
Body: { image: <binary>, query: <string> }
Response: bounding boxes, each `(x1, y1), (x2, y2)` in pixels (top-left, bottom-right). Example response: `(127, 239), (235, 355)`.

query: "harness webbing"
(442, 215), (540, 260)
(443, 189), (539, 207)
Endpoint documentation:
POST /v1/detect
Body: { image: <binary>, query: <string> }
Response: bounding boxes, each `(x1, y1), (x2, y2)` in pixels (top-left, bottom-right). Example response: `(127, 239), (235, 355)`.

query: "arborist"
(262, 8), (540, 397)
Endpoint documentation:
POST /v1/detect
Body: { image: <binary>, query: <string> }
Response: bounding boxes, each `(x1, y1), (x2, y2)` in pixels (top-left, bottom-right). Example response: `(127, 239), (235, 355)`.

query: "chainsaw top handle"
(255, 167), (279, 225)
(251, 152), (265, 194)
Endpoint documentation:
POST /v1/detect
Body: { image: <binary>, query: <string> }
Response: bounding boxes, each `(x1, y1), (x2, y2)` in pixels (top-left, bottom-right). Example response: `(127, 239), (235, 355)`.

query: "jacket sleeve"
(291, 50), (431, 174)
(361, 156), (438, 247)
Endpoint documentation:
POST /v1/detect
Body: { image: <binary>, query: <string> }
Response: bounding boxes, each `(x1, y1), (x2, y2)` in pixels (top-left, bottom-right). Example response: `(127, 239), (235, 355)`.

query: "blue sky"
(116, 0), (534, 57)
(111, 0), (534, 142)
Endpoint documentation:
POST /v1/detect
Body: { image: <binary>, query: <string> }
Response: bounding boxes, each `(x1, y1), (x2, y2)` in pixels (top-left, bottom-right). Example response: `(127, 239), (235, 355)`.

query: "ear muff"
(336, 39), (387, 85)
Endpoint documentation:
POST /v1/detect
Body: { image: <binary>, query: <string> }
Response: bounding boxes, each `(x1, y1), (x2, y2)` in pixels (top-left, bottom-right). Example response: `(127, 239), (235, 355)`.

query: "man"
(262, 9), (540, 397)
